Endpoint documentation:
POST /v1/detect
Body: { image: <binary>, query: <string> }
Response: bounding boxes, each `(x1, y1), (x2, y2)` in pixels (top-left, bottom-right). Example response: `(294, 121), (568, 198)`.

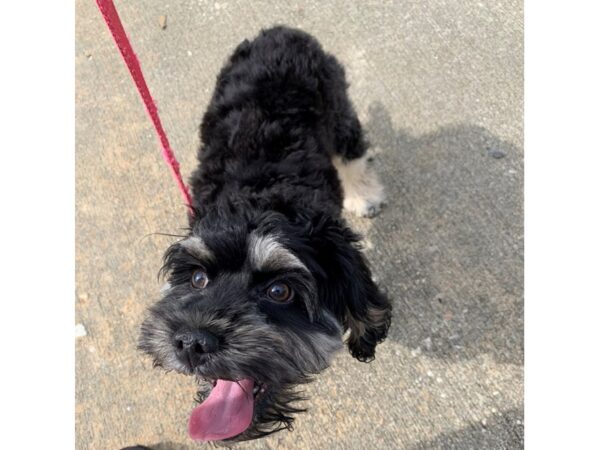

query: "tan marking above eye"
(180, 236), (215, 262)
(248, 233), (309, 273)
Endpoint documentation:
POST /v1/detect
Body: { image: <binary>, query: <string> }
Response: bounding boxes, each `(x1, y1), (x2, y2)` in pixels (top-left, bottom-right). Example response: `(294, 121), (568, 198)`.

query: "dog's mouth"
(188, 378), (267, 441)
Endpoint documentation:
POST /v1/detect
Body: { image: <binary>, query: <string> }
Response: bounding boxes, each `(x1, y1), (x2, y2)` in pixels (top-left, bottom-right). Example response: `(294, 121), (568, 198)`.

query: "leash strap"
(95, 0), (194, 215)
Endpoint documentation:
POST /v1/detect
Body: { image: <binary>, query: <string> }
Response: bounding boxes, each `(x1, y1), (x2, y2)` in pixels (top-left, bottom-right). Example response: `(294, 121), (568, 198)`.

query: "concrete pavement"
(76, 1), (523, 448)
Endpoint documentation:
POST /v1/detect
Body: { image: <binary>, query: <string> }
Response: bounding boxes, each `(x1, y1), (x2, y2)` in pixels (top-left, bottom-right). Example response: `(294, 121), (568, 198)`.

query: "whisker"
(137, 231), (191, 248)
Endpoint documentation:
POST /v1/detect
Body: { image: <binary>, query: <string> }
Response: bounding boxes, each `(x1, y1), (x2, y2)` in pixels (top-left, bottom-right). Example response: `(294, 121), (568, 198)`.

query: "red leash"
(95, 0), (194, 215)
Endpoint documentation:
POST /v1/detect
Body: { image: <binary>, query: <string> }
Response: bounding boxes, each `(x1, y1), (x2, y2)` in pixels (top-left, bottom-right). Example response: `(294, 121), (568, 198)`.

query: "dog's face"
(139, 210), (390, 441)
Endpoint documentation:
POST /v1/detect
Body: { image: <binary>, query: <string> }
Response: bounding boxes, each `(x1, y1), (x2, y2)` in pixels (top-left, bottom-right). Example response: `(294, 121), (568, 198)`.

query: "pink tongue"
(188, 378), (254, 441)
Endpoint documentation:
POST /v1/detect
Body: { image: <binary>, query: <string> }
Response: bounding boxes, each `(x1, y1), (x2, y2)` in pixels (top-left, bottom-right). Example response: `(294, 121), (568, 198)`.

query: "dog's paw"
(344, 197), (384, 218)
(334, 154), (385, 219)
(342, 176), (385, 218)
(363, 199), (387, 218)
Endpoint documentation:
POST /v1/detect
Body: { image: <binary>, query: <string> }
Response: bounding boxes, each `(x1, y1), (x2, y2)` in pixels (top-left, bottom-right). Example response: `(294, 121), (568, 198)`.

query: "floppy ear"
(312, 219), (392, 362)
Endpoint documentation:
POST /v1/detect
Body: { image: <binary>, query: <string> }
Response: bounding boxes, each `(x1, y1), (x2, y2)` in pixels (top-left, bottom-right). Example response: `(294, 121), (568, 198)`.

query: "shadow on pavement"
(408, 407), (524, 449)
(364, 102), (523, 365)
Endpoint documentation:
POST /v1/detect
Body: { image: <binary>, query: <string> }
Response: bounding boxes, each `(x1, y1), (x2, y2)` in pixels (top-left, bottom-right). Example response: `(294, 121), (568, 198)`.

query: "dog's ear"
(311, 218), (392, 362)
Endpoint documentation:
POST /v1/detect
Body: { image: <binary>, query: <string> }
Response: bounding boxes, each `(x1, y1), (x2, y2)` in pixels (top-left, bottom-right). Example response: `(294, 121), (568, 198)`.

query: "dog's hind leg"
(319, 54), (385, 218)
(330, 98), (385, 218)
(326, 57), (385, 217)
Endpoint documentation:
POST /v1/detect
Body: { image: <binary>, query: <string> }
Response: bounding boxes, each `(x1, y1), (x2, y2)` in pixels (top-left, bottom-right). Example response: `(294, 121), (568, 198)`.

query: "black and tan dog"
(139, 26), (391, 442)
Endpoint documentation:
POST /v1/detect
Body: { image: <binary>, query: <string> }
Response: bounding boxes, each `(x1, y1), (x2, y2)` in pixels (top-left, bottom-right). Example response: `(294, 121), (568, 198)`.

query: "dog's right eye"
(267, 282), (293, 303)
(191, 269), (209, 289)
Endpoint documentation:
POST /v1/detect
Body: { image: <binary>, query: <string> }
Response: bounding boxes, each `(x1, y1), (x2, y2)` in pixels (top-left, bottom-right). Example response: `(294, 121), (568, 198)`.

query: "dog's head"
(139, 208), (391, 441)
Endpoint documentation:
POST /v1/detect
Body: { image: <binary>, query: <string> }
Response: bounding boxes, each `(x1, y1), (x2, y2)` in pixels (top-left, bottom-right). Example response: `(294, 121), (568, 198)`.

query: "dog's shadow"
(361, 102), (523, 365)
(406, 407), (523, 449)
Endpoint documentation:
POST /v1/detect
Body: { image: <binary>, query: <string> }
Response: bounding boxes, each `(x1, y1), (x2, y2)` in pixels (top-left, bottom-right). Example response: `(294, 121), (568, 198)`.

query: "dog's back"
(205, 26), (334, 129)
(190, 26), (360, 219)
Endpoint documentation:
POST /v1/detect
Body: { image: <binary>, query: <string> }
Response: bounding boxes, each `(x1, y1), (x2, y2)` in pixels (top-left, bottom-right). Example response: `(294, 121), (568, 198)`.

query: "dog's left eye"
(191, 269), (209, 289)
(267, 282), (293, 303)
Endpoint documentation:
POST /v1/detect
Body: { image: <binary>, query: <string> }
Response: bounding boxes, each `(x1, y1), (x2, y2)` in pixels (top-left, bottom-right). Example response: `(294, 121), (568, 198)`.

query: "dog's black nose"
(174, 329), (219, 367)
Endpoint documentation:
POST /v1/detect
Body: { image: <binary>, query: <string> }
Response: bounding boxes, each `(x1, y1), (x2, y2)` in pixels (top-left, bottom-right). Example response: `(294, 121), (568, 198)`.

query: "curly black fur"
(139, 26), (391, 442)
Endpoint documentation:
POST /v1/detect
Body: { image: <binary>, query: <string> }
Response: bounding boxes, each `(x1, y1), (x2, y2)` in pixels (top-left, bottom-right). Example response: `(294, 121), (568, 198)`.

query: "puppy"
(139, 26), (391, 442)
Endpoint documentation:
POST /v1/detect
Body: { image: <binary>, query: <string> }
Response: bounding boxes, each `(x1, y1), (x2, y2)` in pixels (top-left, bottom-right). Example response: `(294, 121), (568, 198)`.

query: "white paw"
(343, 177), (385, 218)
(333, 154), (385, 218)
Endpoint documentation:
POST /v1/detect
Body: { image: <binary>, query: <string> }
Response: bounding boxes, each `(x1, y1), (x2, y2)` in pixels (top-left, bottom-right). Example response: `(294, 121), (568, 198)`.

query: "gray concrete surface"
(76, 1), (523, 448)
